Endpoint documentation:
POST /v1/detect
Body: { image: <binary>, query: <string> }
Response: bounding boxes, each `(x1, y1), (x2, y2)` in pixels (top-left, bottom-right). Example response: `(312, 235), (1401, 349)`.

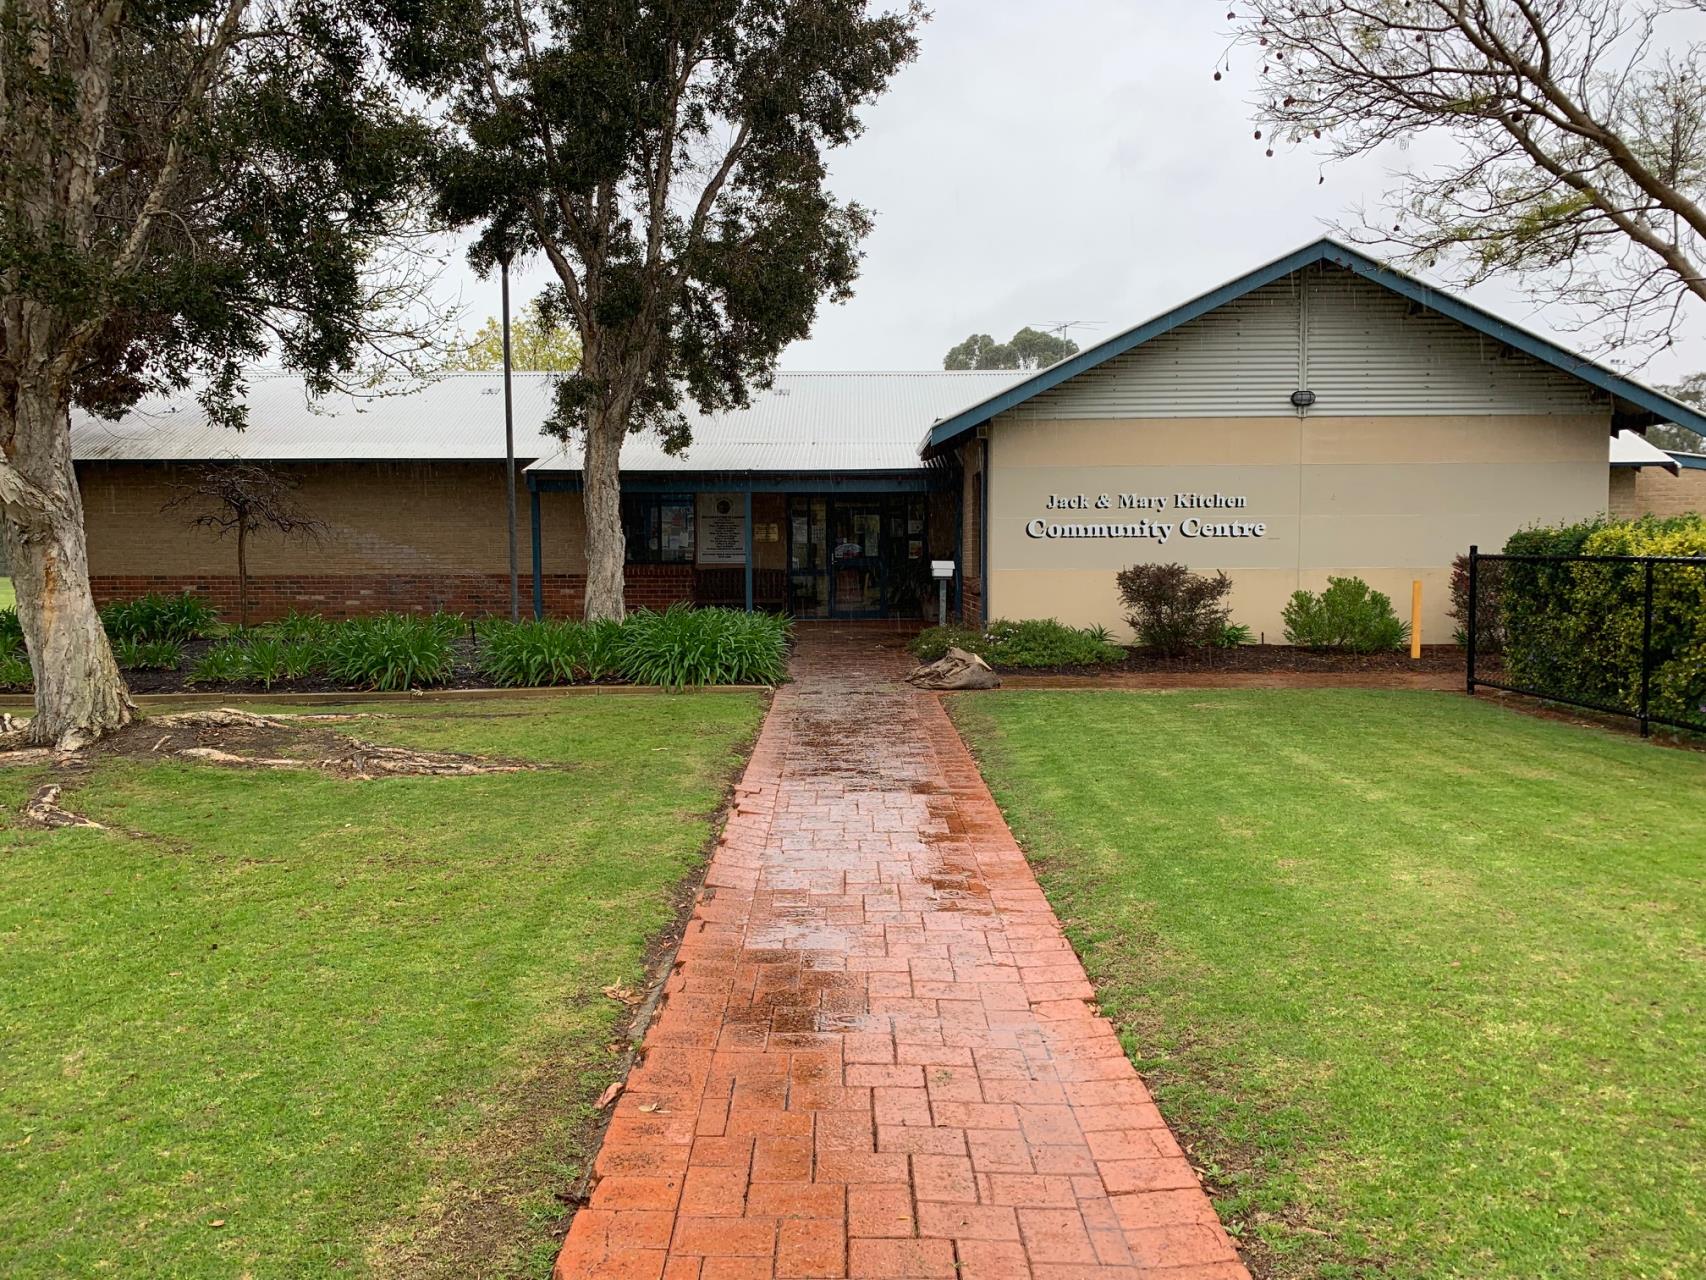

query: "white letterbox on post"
(930, 561), (955, 626)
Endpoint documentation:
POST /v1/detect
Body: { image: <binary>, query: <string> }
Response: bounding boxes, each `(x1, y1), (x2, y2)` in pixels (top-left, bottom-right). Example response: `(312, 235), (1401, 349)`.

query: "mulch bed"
(992, 643), (1472, 678)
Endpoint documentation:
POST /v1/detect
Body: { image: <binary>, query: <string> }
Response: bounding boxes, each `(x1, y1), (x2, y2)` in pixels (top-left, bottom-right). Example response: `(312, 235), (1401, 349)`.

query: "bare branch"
(1230, 0), (1706, 354)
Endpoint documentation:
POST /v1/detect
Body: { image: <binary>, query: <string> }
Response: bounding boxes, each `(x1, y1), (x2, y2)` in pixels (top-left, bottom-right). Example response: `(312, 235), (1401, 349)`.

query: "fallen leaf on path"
(595, 1081), (623, 1109)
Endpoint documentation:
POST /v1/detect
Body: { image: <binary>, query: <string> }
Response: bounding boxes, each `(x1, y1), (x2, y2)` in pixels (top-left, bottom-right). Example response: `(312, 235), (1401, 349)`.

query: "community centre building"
(71, 238), (1706, 640)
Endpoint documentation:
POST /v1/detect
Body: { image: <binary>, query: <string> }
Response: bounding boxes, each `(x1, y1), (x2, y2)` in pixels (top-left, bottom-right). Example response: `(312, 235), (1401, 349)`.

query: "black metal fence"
(1465, 544), (1706, 737)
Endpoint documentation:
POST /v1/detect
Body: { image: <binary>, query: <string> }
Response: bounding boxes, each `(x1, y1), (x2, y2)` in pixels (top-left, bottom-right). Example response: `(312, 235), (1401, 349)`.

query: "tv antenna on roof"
(1030, 320), (1103, 339)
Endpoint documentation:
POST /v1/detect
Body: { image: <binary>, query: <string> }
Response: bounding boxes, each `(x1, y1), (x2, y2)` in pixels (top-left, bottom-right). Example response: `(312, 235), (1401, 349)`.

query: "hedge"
(1497, 515), (1706, 726)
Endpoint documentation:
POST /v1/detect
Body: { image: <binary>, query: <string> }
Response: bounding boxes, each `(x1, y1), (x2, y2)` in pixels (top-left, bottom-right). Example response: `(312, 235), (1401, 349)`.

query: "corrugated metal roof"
(72, 373), (566, 462)
(525, 370), (1023, 473)
(1610, 429), (1680, 470)
(70, 369), (1023, 471)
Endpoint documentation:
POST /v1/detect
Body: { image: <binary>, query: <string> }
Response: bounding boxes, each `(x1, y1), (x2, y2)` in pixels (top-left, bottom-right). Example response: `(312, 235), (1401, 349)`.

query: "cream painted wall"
(985, 414), (1611, 641)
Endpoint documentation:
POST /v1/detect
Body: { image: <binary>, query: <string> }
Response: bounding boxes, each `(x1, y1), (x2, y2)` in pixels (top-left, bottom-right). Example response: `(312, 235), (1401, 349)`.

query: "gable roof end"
(919, 238), (1706, 457)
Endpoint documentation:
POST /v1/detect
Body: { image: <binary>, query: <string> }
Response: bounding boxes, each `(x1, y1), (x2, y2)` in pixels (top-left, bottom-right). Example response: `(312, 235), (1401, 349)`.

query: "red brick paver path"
(556, 633), (1249, 1280)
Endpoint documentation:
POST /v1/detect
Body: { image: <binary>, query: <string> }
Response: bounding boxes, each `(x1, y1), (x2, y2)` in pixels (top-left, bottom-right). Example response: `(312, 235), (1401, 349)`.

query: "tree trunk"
(1, 390), (134, 750)
(581, 404), (627, 622)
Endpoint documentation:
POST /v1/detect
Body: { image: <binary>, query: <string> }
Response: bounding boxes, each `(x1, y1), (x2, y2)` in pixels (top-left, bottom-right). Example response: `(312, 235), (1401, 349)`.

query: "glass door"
(787, 496), (828, 618)
(829, 501), (885, 617)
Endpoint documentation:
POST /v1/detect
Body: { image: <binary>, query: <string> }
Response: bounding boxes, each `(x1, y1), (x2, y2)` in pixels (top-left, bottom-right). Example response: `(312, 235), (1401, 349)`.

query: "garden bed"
(0, 596), (794, 697)
(112, 632), (525, 695)
(996, 641), (1469, 678)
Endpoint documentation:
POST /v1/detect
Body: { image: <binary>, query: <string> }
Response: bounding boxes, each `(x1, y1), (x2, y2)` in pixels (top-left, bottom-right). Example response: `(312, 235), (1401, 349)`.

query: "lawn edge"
(541, 687), (774, 1255)
(941, 690), (1360, 1280)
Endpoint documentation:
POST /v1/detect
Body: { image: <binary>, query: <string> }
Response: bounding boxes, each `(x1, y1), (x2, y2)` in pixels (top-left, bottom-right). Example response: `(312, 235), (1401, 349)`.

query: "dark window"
(622, 494), (695, 564)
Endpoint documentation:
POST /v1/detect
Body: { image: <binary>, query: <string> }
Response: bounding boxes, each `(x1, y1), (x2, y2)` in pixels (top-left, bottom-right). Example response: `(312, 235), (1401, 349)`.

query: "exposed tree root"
(148, 708), (385, 730)
(24, 784), (104, 829)
(174, 740), (533, 779)
(0, 746), (56, 769)
(0, 708), (529, 780)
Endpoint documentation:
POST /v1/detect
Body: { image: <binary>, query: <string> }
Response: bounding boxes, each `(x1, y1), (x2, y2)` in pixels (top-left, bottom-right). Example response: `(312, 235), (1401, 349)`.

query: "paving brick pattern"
(555, 632), (1249, 1280)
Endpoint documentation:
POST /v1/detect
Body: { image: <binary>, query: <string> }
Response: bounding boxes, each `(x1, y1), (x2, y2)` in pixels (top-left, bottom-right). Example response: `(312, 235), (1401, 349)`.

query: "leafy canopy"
(1651, 375), (1705, 452)
(943, 326), (1079, 371)
(444, 299), (582, 372)
(385, 0), (925, 448)
(1, 0), (436, 428)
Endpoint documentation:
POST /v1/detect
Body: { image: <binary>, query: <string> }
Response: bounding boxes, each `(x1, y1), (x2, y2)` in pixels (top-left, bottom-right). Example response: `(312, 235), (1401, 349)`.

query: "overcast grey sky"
(445, 0), (1703, 384)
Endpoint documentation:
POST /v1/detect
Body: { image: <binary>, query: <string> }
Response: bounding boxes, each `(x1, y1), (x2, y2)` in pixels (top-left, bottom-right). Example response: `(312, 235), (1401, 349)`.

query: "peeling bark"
(0, 384), (135, 750)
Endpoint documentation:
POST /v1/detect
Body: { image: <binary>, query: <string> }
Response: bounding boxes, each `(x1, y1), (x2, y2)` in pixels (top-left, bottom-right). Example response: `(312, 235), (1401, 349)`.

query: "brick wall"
(1609, 468), (1639, 520)
(78, 460), (588, 576)
(1629, 465), (1706, 520)
(88, 563), (697, 622)
(77, 459), (965, 622)
(961, 579), (983, 627)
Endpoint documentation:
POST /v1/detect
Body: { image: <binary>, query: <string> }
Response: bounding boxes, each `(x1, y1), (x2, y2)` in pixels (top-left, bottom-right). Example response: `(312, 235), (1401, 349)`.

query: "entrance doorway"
(787, 495), (929, 619)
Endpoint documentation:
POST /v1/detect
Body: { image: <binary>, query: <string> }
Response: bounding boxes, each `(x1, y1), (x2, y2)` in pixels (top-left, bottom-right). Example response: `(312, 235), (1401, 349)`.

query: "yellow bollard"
(1411, 579), (1423, 660)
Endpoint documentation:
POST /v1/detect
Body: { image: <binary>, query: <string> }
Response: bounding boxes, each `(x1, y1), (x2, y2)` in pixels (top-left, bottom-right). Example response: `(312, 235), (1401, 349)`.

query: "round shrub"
(1283, 577), (1409, 652)
(1116, 563), (1234, 657)
(0, 607), (24, 658)
(0, 652), (32, 690)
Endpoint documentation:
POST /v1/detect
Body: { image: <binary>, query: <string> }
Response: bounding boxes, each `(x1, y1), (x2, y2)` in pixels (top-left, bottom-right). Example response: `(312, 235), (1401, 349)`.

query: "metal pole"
(744, 489), (754, 613)
(1639, 558), (1654, 737)
(530, 485), (543, 620)
(1465, 545), (1478, 696)
(501, 253), (519, 622)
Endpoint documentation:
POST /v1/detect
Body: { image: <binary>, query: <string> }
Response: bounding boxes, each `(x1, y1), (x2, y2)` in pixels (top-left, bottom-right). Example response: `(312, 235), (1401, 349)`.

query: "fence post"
(1466, 545), (1478, 696)
(1639, 558), (1654, 738)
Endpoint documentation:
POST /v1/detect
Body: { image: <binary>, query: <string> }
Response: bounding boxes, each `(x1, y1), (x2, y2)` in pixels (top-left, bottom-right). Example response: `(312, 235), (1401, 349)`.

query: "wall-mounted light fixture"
(1290, 389), (1317, 408)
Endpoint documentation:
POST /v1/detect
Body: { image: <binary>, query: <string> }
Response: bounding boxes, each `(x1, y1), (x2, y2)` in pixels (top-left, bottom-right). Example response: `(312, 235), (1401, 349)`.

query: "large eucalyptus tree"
(0, 0), (430, 747)
(389, 0), (925, 620)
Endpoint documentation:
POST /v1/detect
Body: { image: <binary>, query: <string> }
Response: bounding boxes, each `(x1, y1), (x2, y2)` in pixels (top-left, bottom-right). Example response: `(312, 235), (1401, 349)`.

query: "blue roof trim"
(1670, 451), (1706, 471)
(921, 238), (1706, 454)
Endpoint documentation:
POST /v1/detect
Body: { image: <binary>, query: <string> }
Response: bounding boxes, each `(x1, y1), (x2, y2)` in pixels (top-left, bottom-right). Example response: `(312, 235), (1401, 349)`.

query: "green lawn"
(0, 577), (14, 610)
(952, 689), (1705, 1280)
(0, 693), (763, 1278)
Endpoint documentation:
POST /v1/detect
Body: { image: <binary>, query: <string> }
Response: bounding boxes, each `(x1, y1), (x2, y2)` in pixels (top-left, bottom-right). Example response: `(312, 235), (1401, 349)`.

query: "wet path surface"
(555, 632), (1249, 1279)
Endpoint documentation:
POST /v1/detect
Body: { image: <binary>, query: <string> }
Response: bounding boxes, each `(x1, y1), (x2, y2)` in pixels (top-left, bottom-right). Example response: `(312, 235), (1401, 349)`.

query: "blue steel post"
(530, 486), (543, 619)
(744, 489), (755, 612)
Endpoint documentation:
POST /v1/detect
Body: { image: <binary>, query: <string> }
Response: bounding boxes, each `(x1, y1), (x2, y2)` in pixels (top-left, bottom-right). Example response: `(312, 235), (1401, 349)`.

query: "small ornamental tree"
(388, 0), (925, 620)
(164, 464), (326, 628)
(1117, 563), (1234, 656)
